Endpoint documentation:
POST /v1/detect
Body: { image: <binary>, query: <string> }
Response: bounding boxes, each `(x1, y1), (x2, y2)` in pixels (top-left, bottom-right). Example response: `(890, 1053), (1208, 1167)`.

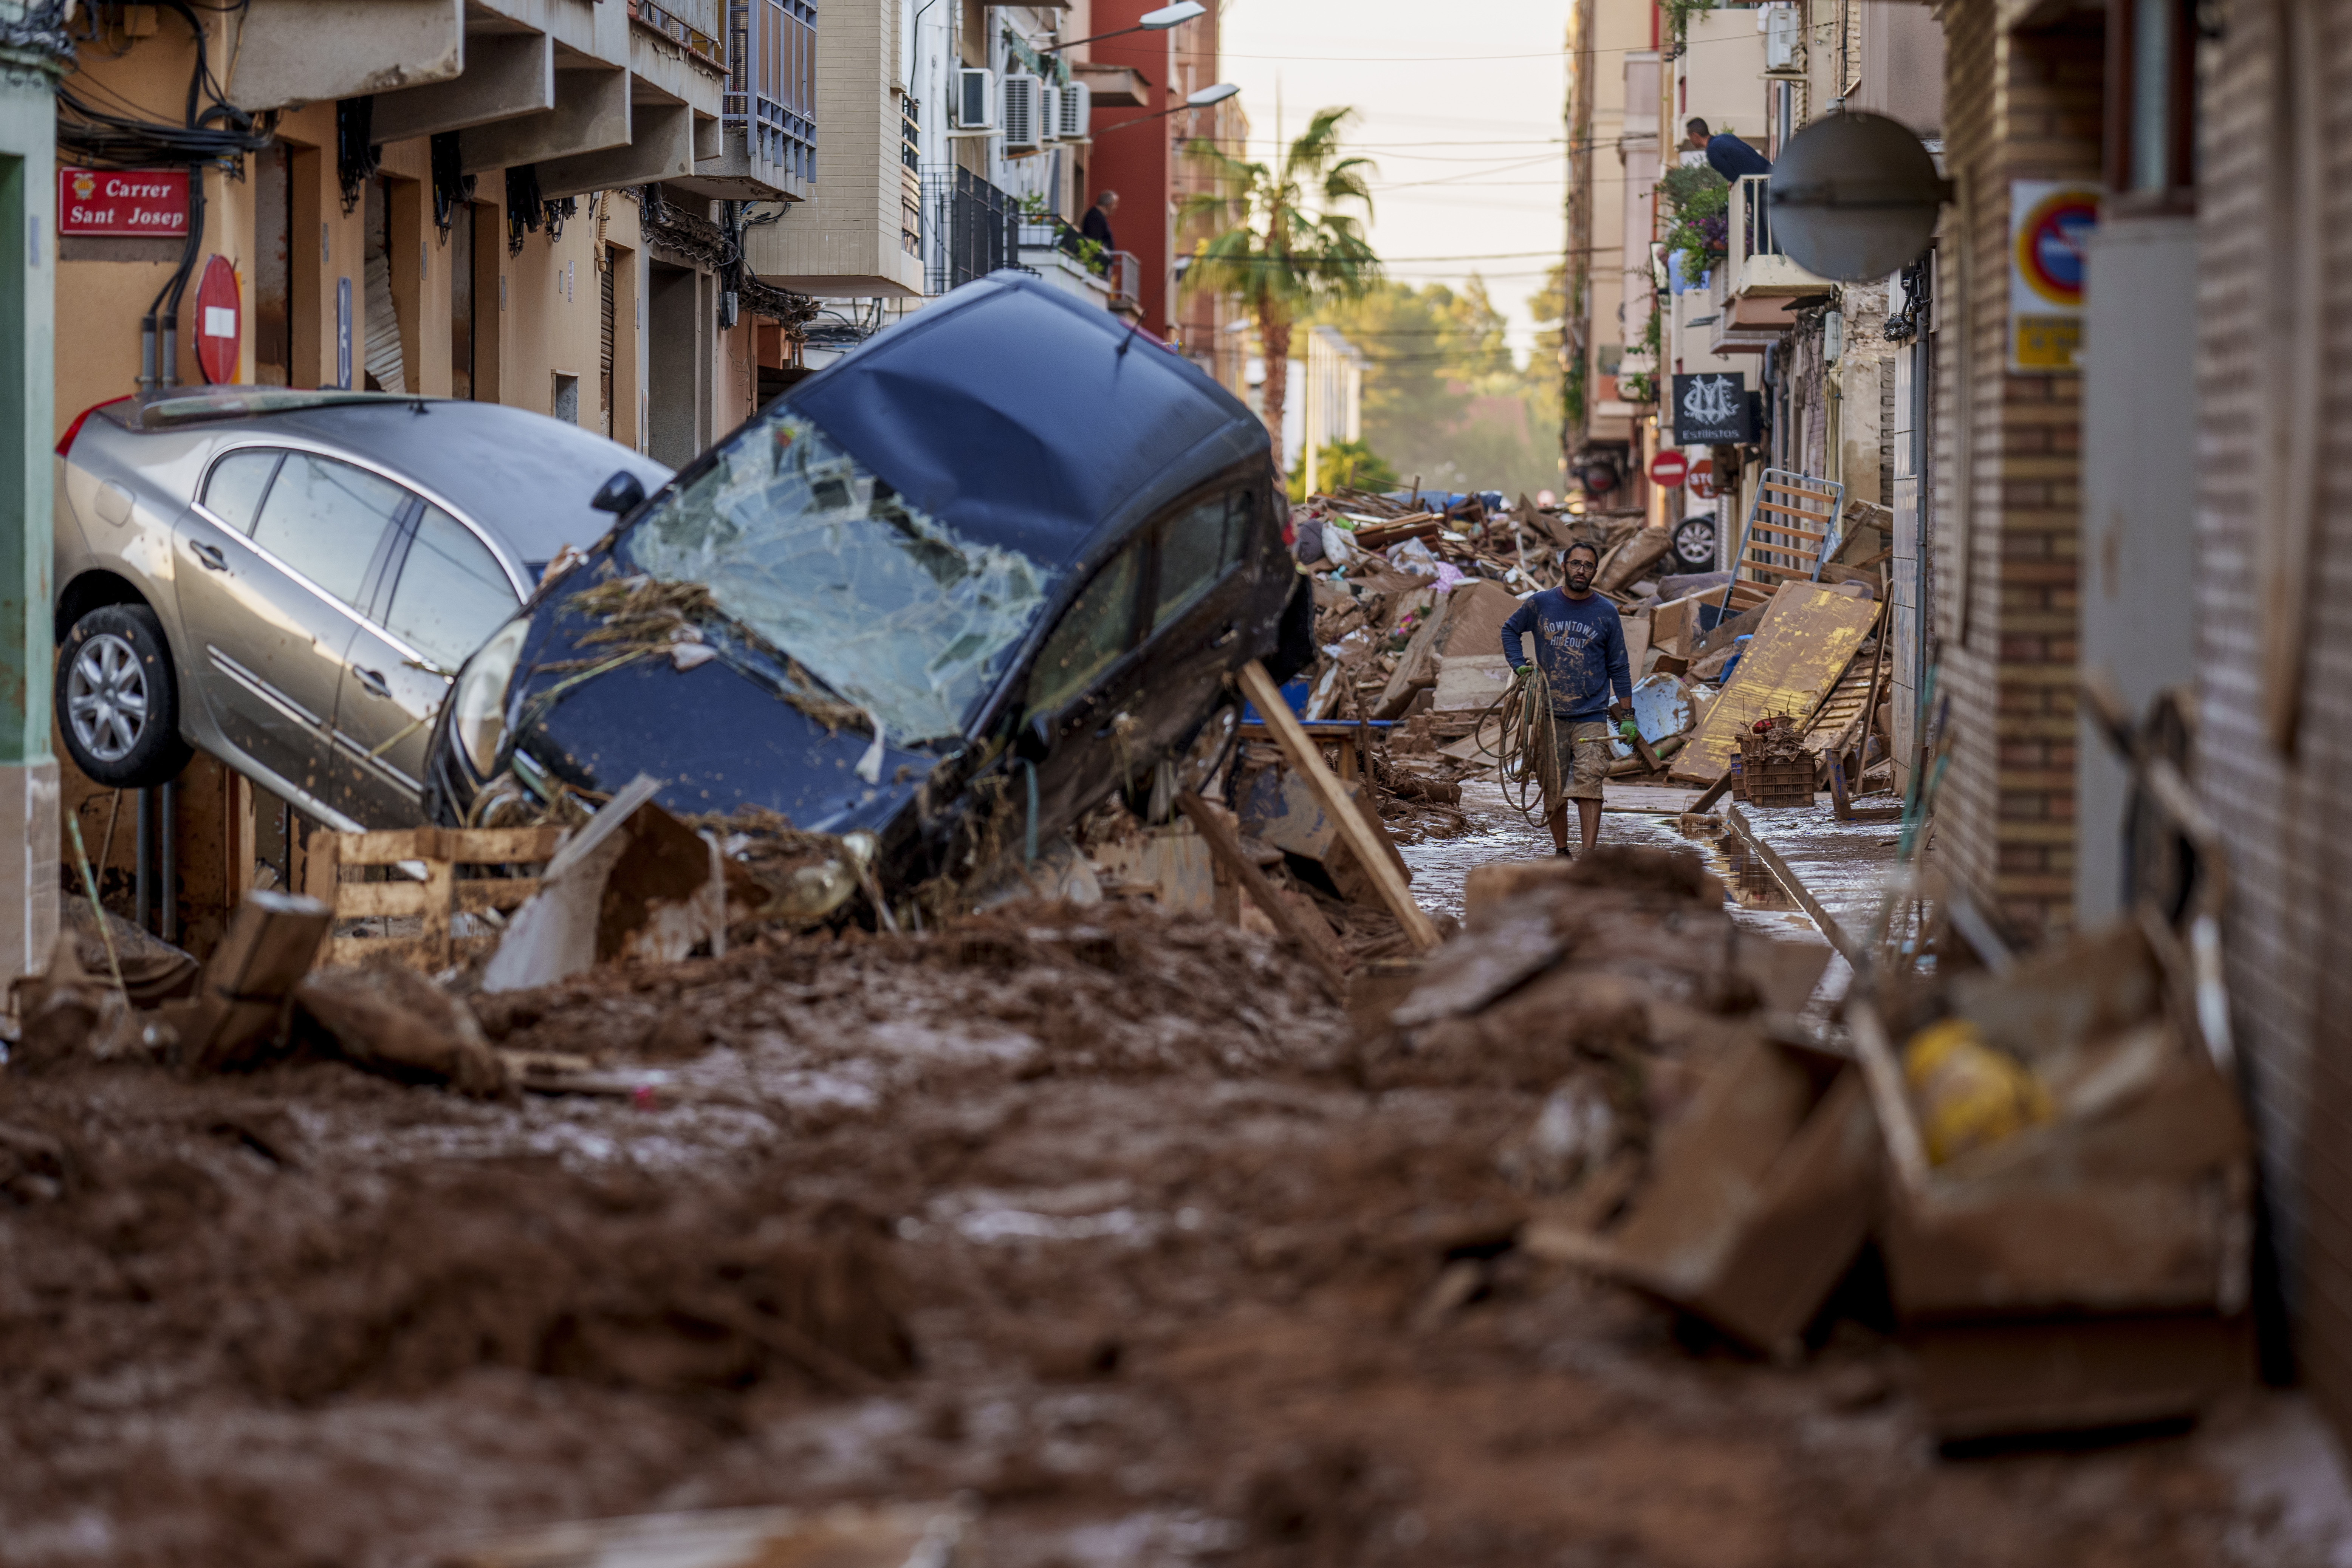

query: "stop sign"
(194, 254), (240, 385)
(1648, 449), (1689, 488)
(1689, 458), (1717, 499)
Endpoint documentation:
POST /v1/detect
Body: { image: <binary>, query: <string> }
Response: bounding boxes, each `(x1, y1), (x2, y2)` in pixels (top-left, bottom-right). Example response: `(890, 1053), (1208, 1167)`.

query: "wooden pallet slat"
(317, 824), (570, 972)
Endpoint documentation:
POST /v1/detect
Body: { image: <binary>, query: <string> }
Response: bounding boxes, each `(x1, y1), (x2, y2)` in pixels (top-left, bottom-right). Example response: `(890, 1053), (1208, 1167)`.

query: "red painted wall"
(1085, 1), (1172, 335)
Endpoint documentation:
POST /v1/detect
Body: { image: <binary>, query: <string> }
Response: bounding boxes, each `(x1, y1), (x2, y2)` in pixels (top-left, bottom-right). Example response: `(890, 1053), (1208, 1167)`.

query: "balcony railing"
(1725, 174), (1830, 299)
(1107, 250), (1140, 313)
(923, 166), (1019, 294)
(727, 0), (817, 186)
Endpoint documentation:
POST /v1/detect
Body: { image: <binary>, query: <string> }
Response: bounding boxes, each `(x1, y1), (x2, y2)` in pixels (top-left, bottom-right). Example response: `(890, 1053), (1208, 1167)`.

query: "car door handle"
(353, 666), (390, 699)
(189, 541), (228, 572)
(1209, 622), (1239, 649)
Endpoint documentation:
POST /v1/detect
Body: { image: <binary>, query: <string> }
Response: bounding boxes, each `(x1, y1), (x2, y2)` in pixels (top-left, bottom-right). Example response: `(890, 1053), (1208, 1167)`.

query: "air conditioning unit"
(1002, 72), (1042, 151)
(1040, 85), (1062, 141)
(952, 66), (996, 131)
(1056, 80), (1092, 142)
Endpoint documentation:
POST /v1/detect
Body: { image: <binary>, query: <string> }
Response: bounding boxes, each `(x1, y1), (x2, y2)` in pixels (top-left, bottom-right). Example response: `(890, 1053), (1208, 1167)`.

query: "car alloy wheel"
(66, 631), (149, 763)
(1673, 516), (1718, 570)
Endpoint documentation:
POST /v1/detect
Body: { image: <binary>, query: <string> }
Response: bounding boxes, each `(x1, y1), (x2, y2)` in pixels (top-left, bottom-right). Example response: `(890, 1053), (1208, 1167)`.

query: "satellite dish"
(1768, 111), (1950, 282)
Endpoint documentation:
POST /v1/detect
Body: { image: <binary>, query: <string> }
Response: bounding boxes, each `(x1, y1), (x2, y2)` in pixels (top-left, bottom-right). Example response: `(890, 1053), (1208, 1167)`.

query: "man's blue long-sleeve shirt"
(1500, 588), (1633, 721)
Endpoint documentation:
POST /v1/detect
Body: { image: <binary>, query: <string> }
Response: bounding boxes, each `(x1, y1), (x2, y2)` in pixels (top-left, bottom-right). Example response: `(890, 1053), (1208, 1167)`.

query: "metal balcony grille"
(922, 166), (1019, 295)
(727, 0), (817, 185)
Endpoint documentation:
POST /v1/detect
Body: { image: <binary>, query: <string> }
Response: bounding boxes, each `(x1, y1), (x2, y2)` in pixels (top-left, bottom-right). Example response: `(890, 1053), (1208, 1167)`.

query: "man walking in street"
(1501, 540), (1634, 857)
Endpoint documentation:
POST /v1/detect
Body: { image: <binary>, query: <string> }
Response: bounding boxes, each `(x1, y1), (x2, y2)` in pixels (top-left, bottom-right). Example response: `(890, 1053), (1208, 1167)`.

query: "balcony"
(670, 0), (815, 201)
(1705, 174), (1832, 356)
(1106, 250), (1141, 316)
(1015, 220), (1115, 310)
(922, 167), (1018, 295)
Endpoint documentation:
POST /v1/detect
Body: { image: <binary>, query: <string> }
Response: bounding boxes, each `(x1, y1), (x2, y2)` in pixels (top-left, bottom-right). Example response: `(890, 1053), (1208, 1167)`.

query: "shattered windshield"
(620, 412), (1057, 741)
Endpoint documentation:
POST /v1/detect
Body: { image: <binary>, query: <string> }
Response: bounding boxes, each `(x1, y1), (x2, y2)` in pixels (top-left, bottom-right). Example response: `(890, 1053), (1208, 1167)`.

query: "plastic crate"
(1738, 722), (1815, 808)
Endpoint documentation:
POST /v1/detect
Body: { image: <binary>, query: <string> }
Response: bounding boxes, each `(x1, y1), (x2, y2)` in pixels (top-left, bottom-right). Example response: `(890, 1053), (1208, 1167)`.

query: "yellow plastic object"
(1903, 1017), (2054, 1165)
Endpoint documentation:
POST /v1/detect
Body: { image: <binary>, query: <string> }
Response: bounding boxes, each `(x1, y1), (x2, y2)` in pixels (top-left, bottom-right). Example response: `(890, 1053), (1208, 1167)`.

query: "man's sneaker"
(1554, 845), (1574, 858)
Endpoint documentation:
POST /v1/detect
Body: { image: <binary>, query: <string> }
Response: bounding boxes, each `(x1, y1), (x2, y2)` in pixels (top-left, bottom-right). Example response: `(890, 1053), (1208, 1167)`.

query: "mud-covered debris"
(174, 889), (334, 1072)
(292, 960), (507, 1096)
(436, 1500), (971, 1568)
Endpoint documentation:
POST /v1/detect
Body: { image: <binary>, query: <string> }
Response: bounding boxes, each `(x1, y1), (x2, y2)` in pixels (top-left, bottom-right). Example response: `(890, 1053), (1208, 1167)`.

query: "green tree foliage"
(1300, 272), (1565, 500)
(1288, 437), (1401, 500)
(1179, 107), (1381, 477)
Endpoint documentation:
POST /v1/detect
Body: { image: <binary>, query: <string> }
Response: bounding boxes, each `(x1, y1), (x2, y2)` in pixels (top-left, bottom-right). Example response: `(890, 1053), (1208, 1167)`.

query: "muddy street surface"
(1, 788), (2343, 1565)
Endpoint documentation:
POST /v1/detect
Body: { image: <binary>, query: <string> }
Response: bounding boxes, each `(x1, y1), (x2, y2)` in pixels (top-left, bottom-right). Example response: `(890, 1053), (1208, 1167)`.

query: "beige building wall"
(753, 0), (924, 297)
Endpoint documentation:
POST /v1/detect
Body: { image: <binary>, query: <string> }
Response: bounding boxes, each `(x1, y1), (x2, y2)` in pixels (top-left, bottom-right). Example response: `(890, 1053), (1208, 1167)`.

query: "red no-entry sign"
(1649, 449), (1690, 488)
(195, 254), (240, 385)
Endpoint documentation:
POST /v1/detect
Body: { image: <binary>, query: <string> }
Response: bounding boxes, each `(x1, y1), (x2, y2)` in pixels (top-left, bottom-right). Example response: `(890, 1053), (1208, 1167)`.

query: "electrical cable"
(1473, 660), (1562, 827)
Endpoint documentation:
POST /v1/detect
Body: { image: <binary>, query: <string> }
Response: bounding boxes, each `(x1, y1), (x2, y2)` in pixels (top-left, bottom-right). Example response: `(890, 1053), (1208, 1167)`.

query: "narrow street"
(1, 776), (2344, 1566)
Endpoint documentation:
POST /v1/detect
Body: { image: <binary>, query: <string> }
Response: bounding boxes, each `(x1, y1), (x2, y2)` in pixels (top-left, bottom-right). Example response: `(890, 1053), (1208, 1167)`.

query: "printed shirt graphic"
(1500, 588), (1631, 721)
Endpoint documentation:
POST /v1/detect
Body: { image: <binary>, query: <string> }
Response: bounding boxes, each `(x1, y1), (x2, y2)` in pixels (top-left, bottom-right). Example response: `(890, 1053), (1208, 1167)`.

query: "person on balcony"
(1705, 126), (1772, 183)
(1081, 190), (1118, 251)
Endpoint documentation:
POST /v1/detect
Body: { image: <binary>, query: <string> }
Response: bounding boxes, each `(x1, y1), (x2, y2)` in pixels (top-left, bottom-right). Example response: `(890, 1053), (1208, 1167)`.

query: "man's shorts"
(1550, 718), (1612, 803)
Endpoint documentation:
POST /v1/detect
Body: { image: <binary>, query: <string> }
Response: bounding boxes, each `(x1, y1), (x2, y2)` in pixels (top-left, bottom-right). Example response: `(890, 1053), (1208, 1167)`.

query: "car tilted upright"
(425, 273), (1311, 895)
(53, 387), (669, 828)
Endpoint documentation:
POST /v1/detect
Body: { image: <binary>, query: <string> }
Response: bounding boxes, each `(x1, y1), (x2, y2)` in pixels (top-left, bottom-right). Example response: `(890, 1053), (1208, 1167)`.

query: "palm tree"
(1180, 106), (1381, 479)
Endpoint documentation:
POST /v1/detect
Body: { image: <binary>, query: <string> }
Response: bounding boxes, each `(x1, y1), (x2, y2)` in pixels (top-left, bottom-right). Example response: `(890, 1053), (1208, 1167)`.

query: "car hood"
(509, 642), (934, 836)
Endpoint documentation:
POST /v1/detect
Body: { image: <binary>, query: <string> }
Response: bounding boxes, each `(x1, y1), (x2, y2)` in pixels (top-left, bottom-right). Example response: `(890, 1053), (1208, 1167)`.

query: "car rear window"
(203, 449), (282, 535)
(386, 506), (517, 671)
(253, 454), (410, 606)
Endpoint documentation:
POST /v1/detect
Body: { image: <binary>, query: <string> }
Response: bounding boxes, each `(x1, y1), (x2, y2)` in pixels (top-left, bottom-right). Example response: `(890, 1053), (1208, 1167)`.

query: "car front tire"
(57, 603), (194, 788)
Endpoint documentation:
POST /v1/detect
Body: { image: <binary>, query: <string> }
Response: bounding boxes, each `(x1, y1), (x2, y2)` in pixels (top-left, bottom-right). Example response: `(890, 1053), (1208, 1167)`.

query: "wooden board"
(1672, 582), (1880, 783)
(1603, 783), (1706, 814)
(318, 824), (568, 971)
(1240, 661), (1440, 952)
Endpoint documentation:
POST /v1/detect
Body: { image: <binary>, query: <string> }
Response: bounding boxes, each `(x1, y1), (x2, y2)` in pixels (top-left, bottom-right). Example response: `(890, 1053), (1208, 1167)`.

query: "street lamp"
(1092, 81), (1241, 134)
(1043, 2), (1206, 53)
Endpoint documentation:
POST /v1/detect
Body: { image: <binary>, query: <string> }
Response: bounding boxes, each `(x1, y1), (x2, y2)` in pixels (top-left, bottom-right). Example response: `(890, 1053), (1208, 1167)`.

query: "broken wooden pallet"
(304, 825), (568, 971)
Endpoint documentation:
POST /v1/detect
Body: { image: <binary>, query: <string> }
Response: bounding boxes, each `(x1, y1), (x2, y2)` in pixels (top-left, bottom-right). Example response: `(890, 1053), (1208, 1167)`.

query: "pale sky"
(1212, 0), (1573, 364)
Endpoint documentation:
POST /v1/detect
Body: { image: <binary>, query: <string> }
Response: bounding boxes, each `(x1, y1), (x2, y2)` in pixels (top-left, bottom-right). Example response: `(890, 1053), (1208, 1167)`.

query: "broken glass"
(620, 413), (1057, 741)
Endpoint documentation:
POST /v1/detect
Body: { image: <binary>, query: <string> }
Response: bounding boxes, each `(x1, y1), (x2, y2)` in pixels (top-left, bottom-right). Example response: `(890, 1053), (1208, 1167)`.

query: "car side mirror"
(1012, 714), (1054, 763)
(590, 470), (646, 514)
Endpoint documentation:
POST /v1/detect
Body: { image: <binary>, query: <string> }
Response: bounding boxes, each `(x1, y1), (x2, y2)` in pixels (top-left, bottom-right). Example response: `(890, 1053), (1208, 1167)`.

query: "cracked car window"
(621, 413), (1056, 741)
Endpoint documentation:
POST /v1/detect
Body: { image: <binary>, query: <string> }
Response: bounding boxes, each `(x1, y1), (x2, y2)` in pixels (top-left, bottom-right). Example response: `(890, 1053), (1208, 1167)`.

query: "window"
(385, 506), (517, 671)
(1152, 491), (1250, 630)
(251, 452), (409, 606)
(1026, 543), (1143, 718)
(203, 449), (282, 535)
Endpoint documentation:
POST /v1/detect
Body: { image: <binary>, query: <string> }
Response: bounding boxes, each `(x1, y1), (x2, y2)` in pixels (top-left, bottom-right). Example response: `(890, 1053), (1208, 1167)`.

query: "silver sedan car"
(54, 387), (670, 829)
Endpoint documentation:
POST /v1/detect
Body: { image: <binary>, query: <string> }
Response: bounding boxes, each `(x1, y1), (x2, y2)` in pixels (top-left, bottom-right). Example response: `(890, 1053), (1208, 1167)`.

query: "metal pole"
(134, 787), (152, 932)
(159, 778), (177, 944)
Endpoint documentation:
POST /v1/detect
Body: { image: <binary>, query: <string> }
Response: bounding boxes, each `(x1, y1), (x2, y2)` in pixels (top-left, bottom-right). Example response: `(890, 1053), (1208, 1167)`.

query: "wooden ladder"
(1719, 468), (1845, 615)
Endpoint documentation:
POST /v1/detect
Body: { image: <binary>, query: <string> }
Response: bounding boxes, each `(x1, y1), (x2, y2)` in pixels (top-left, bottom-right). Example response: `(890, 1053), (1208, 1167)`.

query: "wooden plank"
(1239, 660), (1441, 952)
(1726, 803), (1858, 965)
(332, 881), (434, 919)
(332, 827), (444, 865)
(1673, 582), (1880, 783)
(327, 933), (443, 968)
(1848, 998), (1934, 1197)
(455, 878), (542, 913)
(445, 827), (567, 863)
(1737, 559), (1827, 579)
(420, 855), (454, 958)
(1753, 499), (1836, 522)
(1175, 791), (1348, 993)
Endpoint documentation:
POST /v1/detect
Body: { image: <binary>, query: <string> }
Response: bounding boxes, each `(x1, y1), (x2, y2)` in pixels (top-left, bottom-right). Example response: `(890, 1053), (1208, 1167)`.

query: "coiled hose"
(1474, 660), (1561, 825)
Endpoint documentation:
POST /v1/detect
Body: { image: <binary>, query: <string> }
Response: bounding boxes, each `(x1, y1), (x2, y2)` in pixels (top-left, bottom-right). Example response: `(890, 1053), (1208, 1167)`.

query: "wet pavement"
(1401, 771), (1906, 1006)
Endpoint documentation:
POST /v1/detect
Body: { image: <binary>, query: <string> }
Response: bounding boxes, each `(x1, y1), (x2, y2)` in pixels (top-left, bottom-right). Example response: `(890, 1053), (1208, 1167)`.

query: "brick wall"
(1929, 1), (2100, 940)
(2194, 0), (2352, 1429)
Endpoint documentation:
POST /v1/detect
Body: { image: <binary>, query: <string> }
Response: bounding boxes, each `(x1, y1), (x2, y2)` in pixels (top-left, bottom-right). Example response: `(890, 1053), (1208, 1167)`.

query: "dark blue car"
(424, 275), (1312, 893)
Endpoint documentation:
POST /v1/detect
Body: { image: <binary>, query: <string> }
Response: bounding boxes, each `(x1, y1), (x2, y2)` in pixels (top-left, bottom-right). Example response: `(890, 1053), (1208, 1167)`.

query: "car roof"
(780, 274), (1270, 567)
(101, 390), (672, 566)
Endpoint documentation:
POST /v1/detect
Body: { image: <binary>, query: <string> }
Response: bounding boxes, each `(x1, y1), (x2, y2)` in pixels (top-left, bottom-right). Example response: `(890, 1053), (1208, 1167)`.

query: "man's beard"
(1566, 569), (1594, 590)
